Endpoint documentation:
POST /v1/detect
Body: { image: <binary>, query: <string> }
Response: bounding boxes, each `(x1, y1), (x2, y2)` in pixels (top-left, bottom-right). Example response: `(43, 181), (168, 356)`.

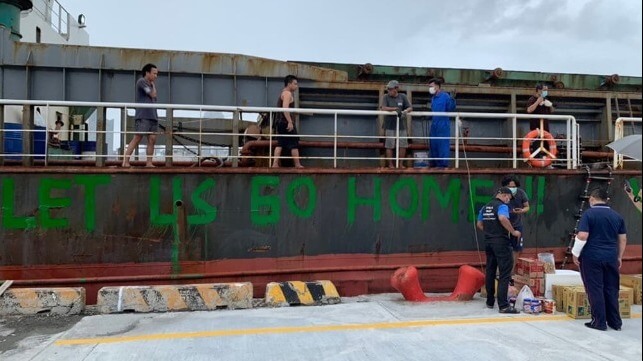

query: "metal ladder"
(561, 164), (613, 268)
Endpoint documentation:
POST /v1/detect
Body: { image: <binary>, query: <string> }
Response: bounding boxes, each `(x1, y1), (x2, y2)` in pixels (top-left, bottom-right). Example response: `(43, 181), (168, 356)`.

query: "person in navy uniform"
(477, 187), (522, 313)
(572, 188), (628, 331)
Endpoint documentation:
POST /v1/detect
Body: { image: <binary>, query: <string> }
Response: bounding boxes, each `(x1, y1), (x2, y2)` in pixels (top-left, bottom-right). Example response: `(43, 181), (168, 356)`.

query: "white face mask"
(509, 187), (518, 195)
(429, 86), (436, 95)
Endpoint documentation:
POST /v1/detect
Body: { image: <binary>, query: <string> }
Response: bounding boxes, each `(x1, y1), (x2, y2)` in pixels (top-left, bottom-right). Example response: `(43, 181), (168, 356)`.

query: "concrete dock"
(1, 293), (641, 361)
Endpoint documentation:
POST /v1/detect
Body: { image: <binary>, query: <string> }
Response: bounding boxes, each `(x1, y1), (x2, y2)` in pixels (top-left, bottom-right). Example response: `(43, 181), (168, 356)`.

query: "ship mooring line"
(54, 313), (597, 346)
(458, 120), (485, 272)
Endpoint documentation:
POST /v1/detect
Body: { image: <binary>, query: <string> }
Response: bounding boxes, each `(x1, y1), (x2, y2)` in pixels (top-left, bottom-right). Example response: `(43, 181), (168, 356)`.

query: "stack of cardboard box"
(513, 258), (545, 297)
(554, 284), (633, 319)
(620, 274), (642, 305)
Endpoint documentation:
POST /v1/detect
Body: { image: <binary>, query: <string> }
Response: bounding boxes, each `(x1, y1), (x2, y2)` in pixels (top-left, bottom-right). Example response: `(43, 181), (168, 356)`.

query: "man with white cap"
(380, 80), (412, 168)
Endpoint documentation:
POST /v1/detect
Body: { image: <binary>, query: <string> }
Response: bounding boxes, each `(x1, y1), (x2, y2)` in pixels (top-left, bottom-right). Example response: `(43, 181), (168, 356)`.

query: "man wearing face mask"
(477, 187), (522, 314)
(501, 174), (530, 278)
(572, 188), (627, 331)
(526, 84), (554, 132)
(427, 78), (456, 168)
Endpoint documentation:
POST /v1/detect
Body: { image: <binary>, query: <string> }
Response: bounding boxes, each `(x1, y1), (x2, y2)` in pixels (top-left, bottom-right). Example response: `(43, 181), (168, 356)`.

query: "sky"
(59, 0), (642, 77)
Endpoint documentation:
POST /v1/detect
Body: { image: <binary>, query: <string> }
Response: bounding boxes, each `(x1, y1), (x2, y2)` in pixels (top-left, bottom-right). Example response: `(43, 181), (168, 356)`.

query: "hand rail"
(612, 117), (642, 169)
(0, 99), (577, 169)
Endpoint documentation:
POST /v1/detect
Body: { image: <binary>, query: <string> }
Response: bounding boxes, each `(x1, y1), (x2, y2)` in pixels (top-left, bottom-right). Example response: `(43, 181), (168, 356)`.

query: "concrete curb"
(0, 287), (85, 316)
(96, 283), (253, 313)
(265, 280), (341, 307)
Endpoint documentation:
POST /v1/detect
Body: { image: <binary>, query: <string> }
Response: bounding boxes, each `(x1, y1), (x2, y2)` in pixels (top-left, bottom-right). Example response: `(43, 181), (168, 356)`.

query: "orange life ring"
(522, 129), (558, 168)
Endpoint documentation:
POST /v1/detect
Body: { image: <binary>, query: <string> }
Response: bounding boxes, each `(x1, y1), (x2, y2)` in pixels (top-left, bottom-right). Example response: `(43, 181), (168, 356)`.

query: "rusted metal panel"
(3, 41), (348, 80)
(298, 61), (642, 93)
(0, 171), (640, 268)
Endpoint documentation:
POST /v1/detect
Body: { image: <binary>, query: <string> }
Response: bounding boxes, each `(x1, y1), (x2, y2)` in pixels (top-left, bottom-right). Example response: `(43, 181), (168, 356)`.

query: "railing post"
(565, 117), (571, 169)
(0, 104), (4, 166)
(512, 115), (517, 168)
(613, 118), (623, 169)
(96, 106), (106, 167)
(21, 105), (34, 167)
(232, 109), (240, 168)
(395, 114), (399, 168)
(120, 107), (127, 161)
(268, 112), (273, 168)
(575, 122), (580, 169)
(165, 107), (173, 167)
(333, 113), (338, 168)
(198, 108), (203, 166)
(455, 115), (460, 169)
(43, 104), (49, 166)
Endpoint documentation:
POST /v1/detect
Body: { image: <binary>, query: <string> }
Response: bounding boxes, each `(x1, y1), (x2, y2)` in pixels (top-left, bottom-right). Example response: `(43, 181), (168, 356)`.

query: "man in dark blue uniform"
(477, 187), (522, 313)
(572, 188), (628, 331)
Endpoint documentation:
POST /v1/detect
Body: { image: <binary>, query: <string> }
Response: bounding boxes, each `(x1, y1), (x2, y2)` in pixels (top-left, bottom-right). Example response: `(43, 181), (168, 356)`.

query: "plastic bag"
(515, 285), (535, 310)
(538, 252), (556, 274)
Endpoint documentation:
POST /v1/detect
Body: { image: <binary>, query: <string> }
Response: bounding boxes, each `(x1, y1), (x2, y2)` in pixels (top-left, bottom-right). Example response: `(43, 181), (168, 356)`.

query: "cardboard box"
(620, 274), (642, 305)
(544, 270), (583, 299)
(551, 284), (568, 312)
(619, 286), (634, 305)
(480, 279), (498, 298)
(480, 278), (515, 298)
(565, 287), (591, 319)
(563, 285), (632, 319)
(514, 275), (545, 297)
(516, 258), (544, 278)
(619, 286), (633, 318)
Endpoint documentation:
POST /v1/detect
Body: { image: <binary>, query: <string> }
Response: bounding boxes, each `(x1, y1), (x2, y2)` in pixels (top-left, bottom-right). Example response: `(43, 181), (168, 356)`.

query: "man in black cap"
(379, 80), (412, 168)
(477, 187), (522, 313)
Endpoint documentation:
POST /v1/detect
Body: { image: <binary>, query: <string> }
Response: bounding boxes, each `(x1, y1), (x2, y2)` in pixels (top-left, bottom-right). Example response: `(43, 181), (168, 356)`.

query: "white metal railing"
(30, 0), (71, 39)
(613, 117), (642, 169)
(0, 99), (578, 169)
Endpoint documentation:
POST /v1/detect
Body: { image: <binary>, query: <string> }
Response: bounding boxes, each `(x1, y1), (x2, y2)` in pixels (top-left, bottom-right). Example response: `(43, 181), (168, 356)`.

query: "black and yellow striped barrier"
(96, 282), (253, 313)
(0, 287), (86, 316)
(265, 280), (340, 307)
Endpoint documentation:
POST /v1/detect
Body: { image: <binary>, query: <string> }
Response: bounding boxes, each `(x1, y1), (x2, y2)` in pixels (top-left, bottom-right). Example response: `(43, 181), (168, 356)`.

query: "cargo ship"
(1, 0), (641, 304)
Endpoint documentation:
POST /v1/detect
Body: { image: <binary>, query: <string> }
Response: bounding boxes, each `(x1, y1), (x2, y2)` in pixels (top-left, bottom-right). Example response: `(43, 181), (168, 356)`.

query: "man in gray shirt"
(380, 80), (412, 168)
(122, 63), (159, 167)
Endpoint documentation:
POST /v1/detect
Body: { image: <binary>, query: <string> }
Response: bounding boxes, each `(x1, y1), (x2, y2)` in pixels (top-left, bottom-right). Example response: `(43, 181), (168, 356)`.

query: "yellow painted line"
(55, 312), (642, 347)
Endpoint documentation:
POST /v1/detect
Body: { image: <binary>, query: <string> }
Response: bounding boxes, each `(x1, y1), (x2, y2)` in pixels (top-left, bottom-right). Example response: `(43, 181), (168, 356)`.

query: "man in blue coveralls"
(427, 78), (456, 168)
(572, 188), (628, 331)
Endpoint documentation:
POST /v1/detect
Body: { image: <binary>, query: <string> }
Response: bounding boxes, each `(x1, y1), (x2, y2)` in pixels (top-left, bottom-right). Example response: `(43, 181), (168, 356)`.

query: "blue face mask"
(541, 90), (548, 98)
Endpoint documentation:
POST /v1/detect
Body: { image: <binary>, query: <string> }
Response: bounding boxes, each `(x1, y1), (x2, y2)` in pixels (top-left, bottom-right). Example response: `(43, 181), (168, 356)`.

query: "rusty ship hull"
(1, 168), (641, 303)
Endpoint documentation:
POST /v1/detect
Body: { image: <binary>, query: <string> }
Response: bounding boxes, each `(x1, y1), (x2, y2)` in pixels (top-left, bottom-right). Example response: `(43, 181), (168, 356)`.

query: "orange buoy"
(522, 129), (558, 168)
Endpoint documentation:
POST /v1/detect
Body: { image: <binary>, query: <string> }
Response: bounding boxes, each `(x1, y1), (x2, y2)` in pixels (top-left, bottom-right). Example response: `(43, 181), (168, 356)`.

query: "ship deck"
(2, 293), (641, 360)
